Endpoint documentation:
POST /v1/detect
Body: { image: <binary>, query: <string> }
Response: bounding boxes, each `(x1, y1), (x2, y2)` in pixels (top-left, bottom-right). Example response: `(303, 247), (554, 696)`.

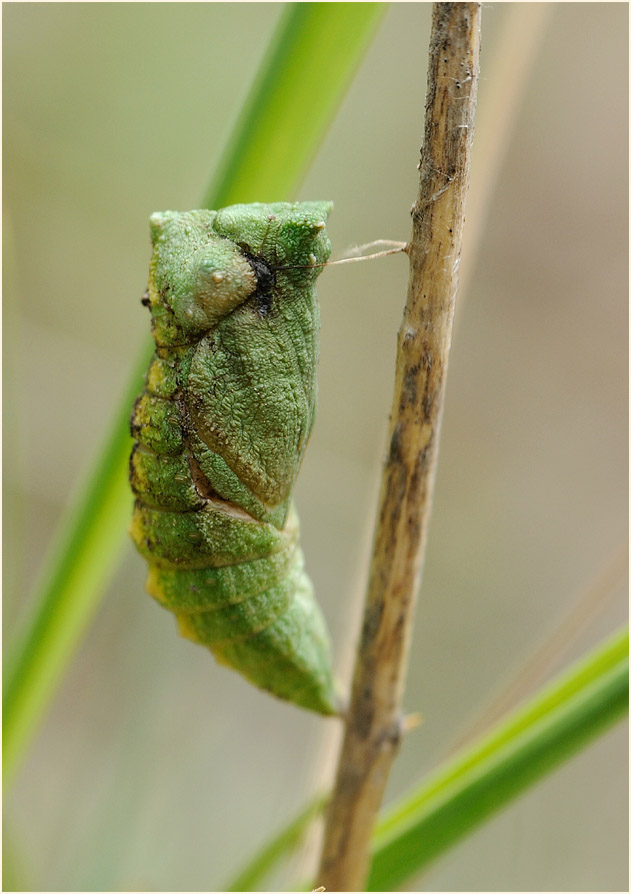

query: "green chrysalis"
(130, 202), (337, 715)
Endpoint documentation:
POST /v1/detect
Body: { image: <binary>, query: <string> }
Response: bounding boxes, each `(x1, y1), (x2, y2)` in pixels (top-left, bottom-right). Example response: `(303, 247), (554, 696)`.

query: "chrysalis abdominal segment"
(129, 202), (338, 715)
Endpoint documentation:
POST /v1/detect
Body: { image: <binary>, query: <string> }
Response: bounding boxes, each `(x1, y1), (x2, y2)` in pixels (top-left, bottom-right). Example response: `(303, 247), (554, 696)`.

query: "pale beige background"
(4, 3), (627, 891)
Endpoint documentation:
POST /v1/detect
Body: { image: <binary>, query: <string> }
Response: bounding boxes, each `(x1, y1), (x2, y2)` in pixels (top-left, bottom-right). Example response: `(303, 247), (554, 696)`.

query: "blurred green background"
(3, 3), (627, 891)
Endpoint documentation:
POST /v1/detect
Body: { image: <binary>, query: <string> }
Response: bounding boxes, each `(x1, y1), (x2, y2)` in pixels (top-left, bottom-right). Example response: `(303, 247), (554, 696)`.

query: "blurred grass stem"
(446, 543), (628, 756)
(458, 2), (552, 300)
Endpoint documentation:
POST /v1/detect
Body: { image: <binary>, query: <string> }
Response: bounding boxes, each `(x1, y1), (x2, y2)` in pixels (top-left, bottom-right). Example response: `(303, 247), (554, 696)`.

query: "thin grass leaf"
(2, 347), (150, 783)
(238, 628), (626, 891)
(205, 3), (388, 209)
(2, 2), (387, 785)
(226, 793), (328, 893)
(367, 626), (629, 890)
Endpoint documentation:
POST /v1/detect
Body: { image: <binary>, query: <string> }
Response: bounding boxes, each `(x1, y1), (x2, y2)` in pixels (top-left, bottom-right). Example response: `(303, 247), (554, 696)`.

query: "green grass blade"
(226, 793), (328, 892)
(2, 346), (151, 784)
(220, 629), (628, 892)
(2, 2), (386, 786)
(367, 627), (629, 890)
(205, 3), (387, 209)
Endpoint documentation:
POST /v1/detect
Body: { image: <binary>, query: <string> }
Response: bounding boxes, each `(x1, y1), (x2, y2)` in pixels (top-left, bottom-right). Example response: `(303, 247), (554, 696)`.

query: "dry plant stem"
(317, 5), (481, 890)
(305, 9), (547, 882)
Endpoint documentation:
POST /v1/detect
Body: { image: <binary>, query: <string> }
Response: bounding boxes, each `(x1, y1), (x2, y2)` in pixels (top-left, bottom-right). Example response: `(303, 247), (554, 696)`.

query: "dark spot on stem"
(388, 424), (403, 464)
(402, 363), (420, 408)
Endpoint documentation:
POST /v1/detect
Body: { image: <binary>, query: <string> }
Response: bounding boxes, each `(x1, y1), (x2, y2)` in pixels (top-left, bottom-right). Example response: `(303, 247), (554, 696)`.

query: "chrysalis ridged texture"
(129, 202), (338, 714)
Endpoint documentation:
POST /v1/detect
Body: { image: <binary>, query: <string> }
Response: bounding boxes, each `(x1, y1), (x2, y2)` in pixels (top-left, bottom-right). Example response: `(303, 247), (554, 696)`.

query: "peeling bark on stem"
(316, 5), (481, 890)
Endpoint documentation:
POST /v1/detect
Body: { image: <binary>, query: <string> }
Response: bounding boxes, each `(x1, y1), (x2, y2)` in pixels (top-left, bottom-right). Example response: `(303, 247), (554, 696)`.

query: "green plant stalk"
(2, 1), (387, 786)
(367, 626), (629, 890)
(226, 628), (626, 891)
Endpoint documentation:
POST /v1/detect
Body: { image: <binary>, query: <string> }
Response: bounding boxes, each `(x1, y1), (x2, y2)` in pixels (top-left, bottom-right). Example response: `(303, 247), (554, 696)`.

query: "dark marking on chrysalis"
(242, 250), (275, 317)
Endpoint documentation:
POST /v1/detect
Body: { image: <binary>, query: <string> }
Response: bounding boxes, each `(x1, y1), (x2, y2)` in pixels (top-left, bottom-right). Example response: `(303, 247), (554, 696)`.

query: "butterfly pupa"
(129, 202), (338, 715)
